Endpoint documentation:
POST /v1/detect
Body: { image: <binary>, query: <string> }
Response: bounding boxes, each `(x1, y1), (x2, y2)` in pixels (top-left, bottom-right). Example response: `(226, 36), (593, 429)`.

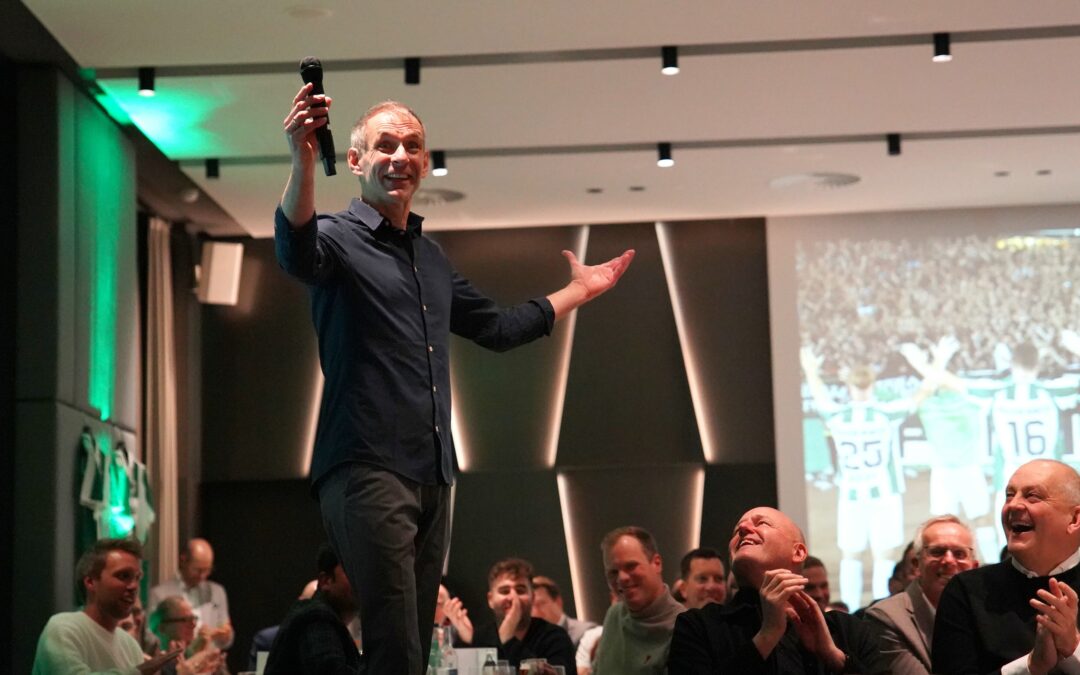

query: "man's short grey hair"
(350, 100), (426, 152)
(912, 514), (972, 556)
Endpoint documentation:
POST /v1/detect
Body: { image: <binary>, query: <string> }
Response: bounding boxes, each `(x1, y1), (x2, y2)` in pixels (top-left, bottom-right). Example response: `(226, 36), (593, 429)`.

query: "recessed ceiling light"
(994, 171), (1010, 177)
(769, 172), (860, 190)
(1037, 169), (1052, 176)
(586, 188), (603, 194)
(286, 5), (334, 19)
(413, 188), (465, 207)
(629, 186), (646, 192)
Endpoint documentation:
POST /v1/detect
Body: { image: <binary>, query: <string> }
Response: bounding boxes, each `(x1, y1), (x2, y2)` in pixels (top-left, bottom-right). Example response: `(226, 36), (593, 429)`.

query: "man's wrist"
(824, 647), (848, 673)
(752, 627), (783, 659)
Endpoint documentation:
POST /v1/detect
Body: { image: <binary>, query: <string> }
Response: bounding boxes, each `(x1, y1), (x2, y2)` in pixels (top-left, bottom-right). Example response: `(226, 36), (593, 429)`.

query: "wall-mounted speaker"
(196, 241), (243, 305)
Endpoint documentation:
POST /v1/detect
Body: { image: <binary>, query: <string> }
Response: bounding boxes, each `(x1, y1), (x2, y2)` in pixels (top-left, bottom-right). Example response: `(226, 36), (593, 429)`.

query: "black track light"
(661, 46), (679, 75)
(887, 133), (901, 156)
(138, 67), (155, 97)
(933, 33), (952, 62)
(405, 57), (421, 85)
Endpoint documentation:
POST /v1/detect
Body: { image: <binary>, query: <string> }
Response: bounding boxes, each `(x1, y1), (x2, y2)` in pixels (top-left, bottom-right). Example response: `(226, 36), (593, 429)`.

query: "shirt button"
(434, 425), (440, 433)
(432, 385), (437, 393)
(428, 345), (434, 352)
(422, 304), (427, 311)
(413, 265), (418, 272)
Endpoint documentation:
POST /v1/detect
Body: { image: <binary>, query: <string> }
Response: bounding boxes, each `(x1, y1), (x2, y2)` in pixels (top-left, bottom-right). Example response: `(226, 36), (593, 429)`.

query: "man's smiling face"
(351, 109), (428, 215)
(729, 507), (807, 590)
(1002, 460), (1080, 575)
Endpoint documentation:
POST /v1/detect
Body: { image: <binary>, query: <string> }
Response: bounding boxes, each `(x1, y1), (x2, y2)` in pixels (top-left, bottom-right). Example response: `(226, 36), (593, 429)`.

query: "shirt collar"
(349, 198), (424, 236)
(1010, 547), (1080, 578)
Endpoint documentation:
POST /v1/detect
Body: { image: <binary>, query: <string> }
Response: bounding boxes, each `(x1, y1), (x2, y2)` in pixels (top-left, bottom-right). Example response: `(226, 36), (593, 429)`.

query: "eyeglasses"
(163, 615), (198, 624)
(924, 546), (974, 561)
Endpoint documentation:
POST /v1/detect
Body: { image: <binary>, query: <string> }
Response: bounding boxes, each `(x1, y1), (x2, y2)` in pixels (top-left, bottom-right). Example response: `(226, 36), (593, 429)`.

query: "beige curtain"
(146, 217), (179, 582)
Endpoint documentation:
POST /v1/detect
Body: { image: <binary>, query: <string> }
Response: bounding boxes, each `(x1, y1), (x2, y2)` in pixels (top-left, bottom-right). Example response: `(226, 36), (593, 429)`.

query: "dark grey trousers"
(319, 463), (451, 675)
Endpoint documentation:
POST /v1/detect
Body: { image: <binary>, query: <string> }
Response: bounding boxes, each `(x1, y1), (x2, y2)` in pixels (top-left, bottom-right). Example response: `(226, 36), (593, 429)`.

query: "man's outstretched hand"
(548, 249), (634, 320)
(563, 249), (635, 301)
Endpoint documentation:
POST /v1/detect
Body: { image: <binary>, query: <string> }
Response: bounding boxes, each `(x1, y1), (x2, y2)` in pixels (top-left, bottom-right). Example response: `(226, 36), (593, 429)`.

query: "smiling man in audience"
(459, 558), (575, 671)
(678, 548), (728, 611)
(592, 526), (685, 674)
(32, 538), (182, 675)
(934, 459), (1080, 675)
(867, 515), (978, 675)
(668, 506), (887, 674)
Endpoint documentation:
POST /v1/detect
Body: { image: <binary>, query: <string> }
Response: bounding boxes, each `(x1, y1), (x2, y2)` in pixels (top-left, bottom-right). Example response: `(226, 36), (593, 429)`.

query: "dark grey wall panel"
(698, 462), (778, 559)
(200, 239), (321, 481)
(659, 219), (775, 464)
(16, 68), (65, 404)
(0, 56), (17, 675)
(431, 226), (583, 471)
(200, 479), (325, 674)
(445, 469), (574, 624)
(558, 223), (702, 466)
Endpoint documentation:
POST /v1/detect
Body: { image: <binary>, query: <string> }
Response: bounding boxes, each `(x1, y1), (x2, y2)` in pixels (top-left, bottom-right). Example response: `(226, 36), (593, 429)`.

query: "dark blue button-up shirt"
(275, 199), (554, 487)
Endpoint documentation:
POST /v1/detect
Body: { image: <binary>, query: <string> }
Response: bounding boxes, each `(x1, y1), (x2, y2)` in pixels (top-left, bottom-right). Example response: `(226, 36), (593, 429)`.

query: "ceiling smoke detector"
(769, 172), (861, 190)
(413, 188), (466, 207)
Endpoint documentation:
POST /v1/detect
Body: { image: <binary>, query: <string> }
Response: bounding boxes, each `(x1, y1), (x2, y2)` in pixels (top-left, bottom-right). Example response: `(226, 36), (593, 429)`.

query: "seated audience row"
(32, 457), (1080, 675)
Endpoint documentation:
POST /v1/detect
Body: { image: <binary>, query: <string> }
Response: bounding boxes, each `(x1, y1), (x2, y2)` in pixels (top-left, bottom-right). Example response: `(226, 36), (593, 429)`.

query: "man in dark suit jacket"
(866, 515), (978, 674)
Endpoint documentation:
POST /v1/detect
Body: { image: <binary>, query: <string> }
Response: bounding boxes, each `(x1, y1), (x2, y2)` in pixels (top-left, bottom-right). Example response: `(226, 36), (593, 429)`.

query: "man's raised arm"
(280, 82), (331, 228)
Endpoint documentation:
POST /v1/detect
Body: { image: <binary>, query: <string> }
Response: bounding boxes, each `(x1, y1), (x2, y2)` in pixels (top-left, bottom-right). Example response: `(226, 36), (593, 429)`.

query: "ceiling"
(21, 0), (1080, 237)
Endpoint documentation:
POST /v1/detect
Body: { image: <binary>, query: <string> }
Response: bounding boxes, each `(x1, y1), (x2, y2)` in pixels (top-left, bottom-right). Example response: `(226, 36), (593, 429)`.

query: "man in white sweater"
(32, 538), (181, 675)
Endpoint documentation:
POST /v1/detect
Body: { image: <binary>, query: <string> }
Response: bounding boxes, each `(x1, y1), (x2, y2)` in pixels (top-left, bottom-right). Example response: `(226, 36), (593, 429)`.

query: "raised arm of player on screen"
(900, 335), (969, 396)
(800, 346), (841, 415)
(1062, 329), (1080, 359)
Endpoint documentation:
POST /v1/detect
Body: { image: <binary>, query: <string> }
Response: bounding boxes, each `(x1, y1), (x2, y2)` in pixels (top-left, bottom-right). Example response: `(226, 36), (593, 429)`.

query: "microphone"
(299, 56), (337, 176)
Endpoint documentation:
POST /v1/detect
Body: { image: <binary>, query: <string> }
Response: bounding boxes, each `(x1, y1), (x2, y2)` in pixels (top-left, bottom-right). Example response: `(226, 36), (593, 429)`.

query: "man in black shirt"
(457, 558), (575, 671)
(276, 88), (633, 675)
(668, 506), (887, 674)
(264, 545), (360, 675)
(933, 459), (1080, 675)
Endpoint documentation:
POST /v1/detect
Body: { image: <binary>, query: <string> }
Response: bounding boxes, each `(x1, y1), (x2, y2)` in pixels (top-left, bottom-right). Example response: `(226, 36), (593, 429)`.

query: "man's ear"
(1068, 505), (1080, 535)
(347, 146), (364, 177)
(651, 553), (663, 574)
(792, 542), (808, 566)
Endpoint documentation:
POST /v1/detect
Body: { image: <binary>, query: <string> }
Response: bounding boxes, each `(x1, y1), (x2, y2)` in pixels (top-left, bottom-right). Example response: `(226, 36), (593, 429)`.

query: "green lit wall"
(73, 81), (139, 427)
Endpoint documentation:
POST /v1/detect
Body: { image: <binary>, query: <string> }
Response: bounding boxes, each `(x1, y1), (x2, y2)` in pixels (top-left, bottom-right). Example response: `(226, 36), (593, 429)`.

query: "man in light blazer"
(866, 515), (978, 674)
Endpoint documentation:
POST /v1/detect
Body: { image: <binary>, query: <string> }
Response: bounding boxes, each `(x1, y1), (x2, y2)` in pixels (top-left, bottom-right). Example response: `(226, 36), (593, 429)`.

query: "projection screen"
(768, 205), (1080, 610)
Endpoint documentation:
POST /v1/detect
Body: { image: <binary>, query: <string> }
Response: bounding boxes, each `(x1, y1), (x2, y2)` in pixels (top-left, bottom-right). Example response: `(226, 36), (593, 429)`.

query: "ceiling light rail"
(175, 123), (1080, 171)
(92, 24), (1080, 79)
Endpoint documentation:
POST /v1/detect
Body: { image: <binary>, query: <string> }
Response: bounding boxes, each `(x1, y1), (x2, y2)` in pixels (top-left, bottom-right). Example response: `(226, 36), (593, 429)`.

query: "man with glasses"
(149, 538), (233, 650)
(148, 597), (226, 674)
(866, 515), (978, 675)
(934, 459), (1080, 674)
